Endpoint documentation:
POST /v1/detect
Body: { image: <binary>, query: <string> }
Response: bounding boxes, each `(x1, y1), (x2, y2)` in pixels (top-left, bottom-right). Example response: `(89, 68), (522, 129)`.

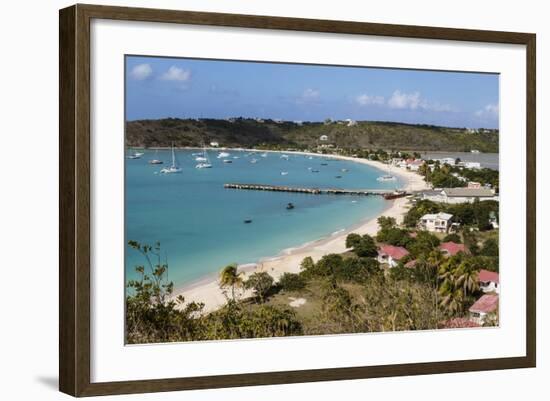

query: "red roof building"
(439, 318), (481, 329)
(439, 241), (468, 256)
(478, 269), (499, 284)
(470, 295), (499, 314)
(405, 259), (417, 269)
(478, 269), (500, 293)
(377, 245), (409, 268)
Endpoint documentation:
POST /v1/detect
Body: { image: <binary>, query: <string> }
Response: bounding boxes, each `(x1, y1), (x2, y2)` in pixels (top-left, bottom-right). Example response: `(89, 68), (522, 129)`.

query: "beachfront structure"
(441, 187), (497, 204)
(210, 141), (219, 147)
(377, 245), (409, 268)
(439, 241), (468, 256)
(469, 294), (499, 325)
(479, 270), (500, 294)
(418, 212), (453, 233)
(319, 135), (329, 141)
(407, 159), (424, 171)
(462, 161), (482, 169)
(418, 188), (497, 204)
(439, 157), (456, 166)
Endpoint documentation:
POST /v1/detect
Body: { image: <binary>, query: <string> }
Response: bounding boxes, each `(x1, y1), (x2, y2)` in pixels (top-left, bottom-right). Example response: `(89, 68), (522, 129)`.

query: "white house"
(345, 118), (357, 126)
(462, 161), (482, 169)
(319, 135), (329, 141)
(478, 270), (500, 294)
(418, 190), (446, 203)
(469, 294), (499, 325)
(418, 212), (453, 233)
(407, 159), (425, 171)
(439, 157), (456, 166)
(440, 187), (497, 204)
(377, 245), (409, 268)
(209, 141), (219, 147)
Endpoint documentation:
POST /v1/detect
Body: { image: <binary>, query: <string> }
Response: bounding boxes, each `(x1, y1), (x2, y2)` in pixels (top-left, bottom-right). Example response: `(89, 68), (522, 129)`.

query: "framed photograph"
(59, 4), (536, 397)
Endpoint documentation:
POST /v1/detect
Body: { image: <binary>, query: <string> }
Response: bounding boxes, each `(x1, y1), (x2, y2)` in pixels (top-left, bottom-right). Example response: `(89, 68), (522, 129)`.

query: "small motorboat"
(321, 163), (328, 166)
(280, 154), (289, 160)
(223, 159), (233, 164)
(377, 175), (396, 182)
(341, 168), (349, 172)
(195, 162), (212, 169)
(286, 203), (295, 210)
(335, 175), (342, 179)
(149, 159), (163, 165)
(280, 171), (288, 176)
(311, 169), (320, 173)
(250, 158), (258, 164)
(260, 152), (268, 158)
(217, 152), (231, 159)
(244, 219), (253, 224)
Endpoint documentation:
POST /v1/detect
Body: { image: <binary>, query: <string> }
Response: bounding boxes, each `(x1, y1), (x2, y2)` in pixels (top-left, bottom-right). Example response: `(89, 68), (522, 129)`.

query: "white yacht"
(160, 145), (182, 174)
(217, 151), (231, 159)
(195, 144), (212, 169)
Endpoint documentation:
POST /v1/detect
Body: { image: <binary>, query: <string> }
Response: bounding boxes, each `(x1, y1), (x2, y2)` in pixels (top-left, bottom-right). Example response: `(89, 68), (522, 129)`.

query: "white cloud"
(388, 90), (423, 110)
(355, 93), (385, 106)
(296, 88), (320, 104)
(130, 64), (152, 80)
(475, 103), (499, 118)
(387, 90), (454, 112)
(160, 66), (192, 82)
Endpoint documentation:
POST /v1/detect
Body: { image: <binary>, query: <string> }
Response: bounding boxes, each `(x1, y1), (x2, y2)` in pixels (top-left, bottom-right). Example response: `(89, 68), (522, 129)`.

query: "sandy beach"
(171, 152), (429, 313)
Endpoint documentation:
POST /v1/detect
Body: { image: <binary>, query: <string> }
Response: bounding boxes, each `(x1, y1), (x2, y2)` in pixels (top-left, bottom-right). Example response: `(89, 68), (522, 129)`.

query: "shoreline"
(169, 150), (429, 313)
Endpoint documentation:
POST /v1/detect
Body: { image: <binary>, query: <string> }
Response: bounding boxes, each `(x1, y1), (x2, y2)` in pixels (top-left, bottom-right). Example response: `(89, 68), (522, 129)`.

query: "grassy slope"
(126, 118), (499, 152)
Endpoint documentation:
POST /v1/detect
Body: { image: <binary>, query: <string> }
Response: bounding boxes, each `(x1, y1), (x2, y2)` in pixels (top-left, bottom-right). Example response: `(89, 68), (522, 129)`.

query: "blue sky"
(126, 56), (499, 129)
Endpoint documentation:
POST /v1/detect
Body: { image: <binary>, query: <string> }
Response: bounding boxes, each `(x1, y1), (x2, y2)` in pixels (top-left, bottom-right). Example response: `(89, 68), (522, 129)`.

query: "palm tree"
(219, 264), (244, 301)
(456, 259), (479, 297)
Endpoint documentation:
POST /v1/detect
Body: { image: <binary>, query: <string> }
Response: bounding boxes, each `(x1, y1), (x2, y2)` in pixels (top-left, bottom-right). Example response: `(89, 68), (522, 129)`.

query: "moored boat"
(383, 190), (407, 200)
(160, 144), (182, 174)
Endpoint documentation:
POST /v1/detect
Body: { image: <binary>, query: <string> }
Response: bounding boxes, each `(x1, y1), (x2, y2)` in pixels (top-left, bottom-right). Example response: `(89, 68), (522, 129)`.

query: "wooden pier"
(224, 183), (406, 197)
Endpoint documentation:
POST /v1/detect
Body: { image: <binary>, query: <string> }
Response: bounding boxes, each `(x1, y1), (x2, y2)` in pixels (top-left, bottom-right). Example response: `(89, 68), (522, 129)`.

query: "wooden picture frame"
(59, 3), (536, 397)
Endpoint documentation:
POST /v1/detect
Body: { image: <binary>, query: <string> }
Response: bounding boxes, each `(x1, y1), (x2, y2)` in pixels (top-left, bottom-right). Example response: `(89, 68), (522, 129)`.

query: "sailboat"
(148, 149), (163, 165)
(377, 163), (396, 182)
(127, 148), (144, 159)
(195, 143), (212, 169)
(160, 144), (182, 174)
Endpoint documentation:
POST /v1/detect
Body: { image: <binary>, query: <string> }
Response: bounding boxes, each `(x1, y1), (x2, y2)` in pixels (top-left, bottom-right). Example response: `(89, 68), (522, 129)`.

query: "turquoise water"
(125, 150), (402, 286)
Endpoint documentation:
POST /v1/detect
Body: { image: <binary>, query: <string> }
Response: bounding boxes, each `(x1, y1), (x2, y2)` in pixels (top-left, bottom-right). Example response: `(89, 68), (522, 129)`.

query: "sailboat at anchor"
(160, 144), (182, 174)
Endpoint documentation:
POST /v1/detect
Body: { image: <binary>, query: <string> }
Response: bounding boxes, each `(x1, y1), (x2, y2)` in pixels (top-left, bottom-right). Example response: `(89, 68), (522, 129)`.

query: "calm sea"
(125, 150), (402, 286)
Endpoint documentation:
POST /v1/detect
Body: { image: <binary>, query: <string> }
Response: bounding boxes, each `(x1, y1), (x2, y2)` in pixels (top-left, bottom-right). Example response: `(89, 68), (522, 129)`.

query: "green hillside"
(125, 118), (499, 153)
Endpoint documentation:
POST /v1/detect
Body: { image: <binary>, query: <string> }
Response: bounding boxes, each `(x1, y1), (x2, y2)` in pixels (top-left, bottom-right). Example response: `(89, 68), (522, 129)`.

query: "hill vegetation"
(125, 118), (499, 153)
